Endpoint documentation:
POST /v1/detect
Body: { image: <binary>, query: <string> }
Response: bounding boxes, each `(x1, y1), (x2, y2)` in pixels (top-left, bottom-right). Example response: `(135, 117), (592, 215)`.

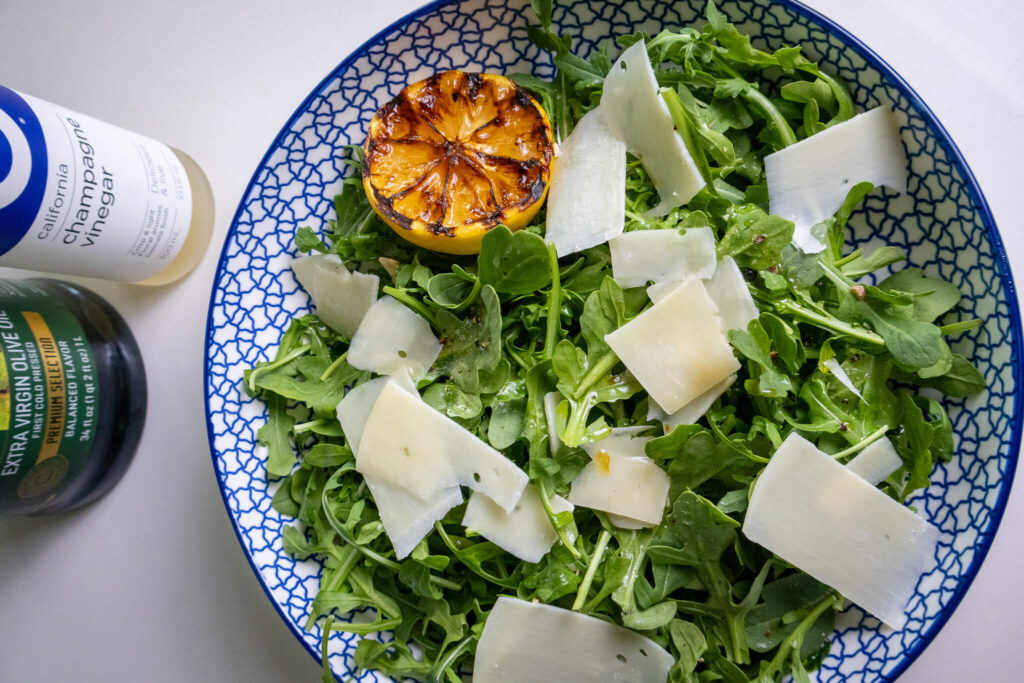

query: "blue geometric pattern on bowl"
(203, 0), (1023, 680)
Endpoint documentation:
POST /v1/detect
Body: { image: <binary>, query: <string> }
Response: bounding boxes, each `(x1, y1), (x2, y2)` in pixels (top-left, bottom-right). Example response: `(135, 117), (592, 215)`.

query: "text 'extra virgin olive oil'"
(0, 279), (145, 517)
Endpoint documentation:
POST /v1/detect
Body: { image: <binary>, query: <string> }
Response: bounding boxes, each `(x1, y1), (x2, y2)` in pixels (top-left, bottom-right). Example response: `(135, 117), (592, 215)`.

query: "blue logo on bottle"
(0, 86), (47, 256)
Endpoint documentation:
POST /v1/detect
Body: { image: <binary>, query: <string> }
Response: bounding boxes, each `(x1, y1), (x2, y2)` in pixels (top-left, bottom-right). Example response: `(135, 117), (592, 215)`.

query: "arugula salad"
(245, 2), (986, 680)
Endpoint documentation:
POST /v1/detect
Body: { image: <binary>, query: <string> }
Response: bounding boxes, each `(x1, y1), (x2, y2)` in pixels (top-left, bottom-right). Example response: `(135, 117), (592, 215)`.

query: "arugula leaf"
(656, 430), (753, 500)
(478, 225), (552, 296)
(523, 360), (556, 461)
(553, 53), (607, 89)
(658, 492), (762, 665)
(669, 620), (708, 682)
(798, 376), (866, 443)
(729, 321), (794, 398)
(580, 277), (630, 362)
(880, 268), (962, 322)
(822, 181), (873, 259)
(838, 246), (905, 279)
(895, 353), (986, 397)
(258, 394), (296, 478)
(353, 640), (433, 681)
(295, 226), (327, 253)
(427, 269), (480, 310)
(488, 398), (525, 449)
(717, 205), (795, 270)
(530, 0), (552, 28)
(253, 356), (360, 416)
(434, 285), (502, 393)
(896, 391), (935, 498)
(745, 573), (832, 652)
(856, 301), (951, 371)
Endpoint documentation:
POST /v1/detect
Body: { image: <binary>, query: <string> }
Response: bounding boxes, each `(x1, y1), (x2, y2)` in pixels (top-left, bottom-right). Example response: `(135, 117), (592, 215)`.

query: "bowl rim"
(202, 0), (1024, 679)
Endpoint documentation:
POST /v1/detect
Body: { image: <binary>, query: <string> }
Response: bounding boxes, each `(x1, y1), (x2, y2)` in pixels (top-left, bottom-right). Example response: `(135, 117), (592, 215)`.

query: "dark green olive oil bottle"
(0, 278), (145, 517)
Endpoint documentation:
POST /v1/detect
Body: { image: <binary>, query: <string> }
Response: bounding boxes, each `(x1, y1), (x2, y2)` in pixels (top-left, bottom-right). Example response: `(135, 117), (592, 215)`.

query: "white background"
(0, 1), (1021, 681)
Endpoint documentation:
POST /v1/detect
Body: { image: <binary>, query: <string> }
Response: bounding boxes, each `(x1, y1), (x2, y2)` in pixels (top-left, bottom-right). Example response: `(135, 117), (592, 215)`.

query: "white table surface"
(1, 1), (1021, 681)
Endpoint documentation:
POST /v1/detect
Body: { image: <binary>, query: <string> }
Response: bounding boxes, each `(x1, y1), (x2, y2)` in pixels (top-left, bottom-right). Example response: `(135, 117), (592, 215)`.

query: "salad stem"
(572, 350), (620, 400)
(572, 528), (611, 611)
(544, 241), (562, 361)
(707, 412), (770, 464)
(713, 57), (797, 147)
(831, 424), (890, 461)
(248, 343), (311, 393)
(321, 485), (462, 591)
(538, 479), (584, 562)
(294, 419), (329, 434)
(320, 616), (335, 683)
(382, 286), (439, 328)
(433, 522), (520, 588)
(940, 319), (983, 336)
(329, 616), (403, 635)
(774, 298), (884, 346)
(319, 351), (348, 382)
(761, 593), (841, 679)
(305, 546), (360, 630)
(802, 67), (856, 123)
(832, 248), (863, 268)
(428, 634), (475, 683)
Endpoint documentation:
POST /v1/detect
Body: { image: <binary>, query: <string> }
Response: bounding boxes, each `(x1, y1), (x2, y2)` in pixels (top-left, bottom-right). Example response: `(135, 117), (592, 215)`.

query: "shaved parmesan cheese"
(545, 107), (627, 256)
(581, 426), (652, 460)
(544, 391), (564, 455)
(649, 373), (736, 428)
(743, 433), (939, 629)
(609, 227), (716, 288)
(357, 382), (457, 500)
(291, 253), (379, 337)
(289, 253), (323, 292)
(601, 40), (705, 215)
(703, 257), (759, 333)
(569, 436), (669, 527)
(474, 597), (673, 683)
(446, 435), (529, 513)
(337, 376), (388, 453)
(357, 381), (528, 511)
(645, 279), (679, 305)
(463, 485), (573, 563)
(606, 513), (650, 530)
(335, 372), (417, 452)
(847, 437), (902, 486)
(348, 296), (441, 380)
(647, 259), (757, 335)
(364, 476), (461, 560)
(823, 358), (866, 402)
(606, 278), (740, 413)
(766, 106), (908, 253)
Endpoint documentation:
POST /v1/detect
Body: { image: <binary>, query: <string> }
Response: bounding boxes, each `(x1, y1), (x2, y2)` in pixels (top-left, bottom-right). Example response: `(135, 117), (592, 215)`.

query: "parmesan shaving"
(474, 597), (674, 682)
(766, 106), (908, 253)
(743, 433), (939, 629)
(545, 106), (627, 256)
(601, 40), (705, 215)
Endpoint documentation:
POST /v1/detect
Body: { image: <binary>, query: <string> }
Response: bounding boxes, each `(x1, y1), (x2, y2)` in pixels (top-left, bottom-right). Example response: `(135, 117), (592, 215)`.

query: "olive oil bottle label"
(0, 281), (99, 512)
(0, 85), (192, 281)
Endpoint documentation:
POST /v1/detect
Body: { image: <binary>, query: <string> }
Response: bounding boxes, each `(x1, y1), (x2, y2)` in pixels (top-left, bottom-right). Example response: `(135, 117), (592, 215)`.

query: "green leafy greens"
(245, 2), (985, 681)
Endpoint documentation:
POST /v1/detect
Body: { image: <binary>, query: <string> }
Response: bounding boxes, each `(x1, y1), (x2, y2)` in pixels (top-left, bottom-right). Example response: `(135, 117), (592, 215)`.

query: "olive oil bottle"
(0, 278), (145, 516)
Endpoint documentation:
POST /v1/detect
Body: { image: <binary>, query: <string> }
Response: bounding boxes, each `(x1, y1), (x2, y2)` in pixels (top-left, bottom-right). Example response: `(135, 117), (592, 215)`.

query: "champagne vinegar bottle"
(0, 85), (214, 284)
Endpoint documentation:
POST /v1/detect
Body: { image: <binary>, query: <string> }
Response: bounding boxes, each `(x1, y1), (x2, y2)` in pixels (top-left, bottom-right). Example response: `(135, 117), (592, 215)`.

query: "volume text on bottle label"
(0, 86), (192, 281)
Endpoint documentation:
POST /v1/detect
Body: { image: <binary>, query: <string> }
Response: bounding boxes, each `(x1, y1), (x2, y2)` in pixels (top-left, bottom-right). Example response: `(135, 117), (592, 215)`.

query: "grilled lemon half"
(362, 71), (554, 255)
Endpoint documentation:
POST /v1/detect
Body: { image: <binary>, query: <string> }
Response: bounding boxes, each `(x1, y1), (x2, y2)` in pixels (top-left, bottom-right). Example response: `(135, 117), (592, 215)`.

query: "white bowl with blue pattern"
(203, 0), (1023, 680)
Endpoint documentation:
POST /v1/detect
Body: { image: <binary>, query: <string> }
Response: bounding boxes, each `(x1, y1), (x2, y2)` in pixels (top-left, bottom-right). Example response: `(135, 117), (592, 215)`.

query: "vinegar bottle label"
(0, 86), (193, 281)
